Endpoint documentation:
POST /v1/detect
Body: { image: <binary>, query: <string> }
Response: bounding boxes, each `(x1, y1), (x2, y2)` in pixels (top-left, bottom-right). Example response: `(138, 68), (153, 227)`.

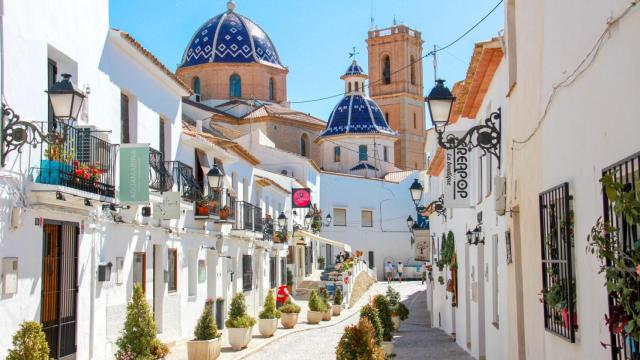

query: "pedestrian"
(397, 262), (404, 283)
(276, 284), (289, 309)
(385, 261), (394, 284)
(420, 262), (428, 284)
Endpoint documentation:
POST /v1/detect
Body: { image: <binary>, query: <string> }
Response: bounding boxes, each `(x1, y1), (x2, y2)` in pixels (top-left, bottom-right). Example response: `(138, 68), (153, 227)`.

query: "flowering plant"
(73, 160), (103, 182)
(44, 143), (74, 162)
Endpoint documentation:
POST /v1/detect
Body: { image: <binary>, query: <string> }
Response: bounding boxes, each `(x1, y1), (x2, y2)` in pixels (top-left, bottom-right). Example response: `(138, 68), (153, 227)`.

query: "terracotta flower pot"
(562, 308), (578, 329)
(219, 209), (229, 220)
(382, 341), (395, 356)
(258, 318), (278, 337)
(187, 337), (221, 360)
(280, 313), (299, 329)
(227, 327), (253, 350)
(197, 206), (209, 216)
(332, 304), (342, 316)
(322, 309), (332, 321)
(392, 315), (401, 331)
(307, 310), (323, 324)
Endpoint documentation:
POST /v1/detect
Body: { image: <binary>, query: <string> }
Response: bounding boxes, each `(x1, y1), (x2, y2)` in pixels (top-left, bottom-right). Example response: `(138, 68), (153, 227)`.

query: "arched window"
(192, 77), (201, 96)
(413, 113), (417, 128)
(382, 55), (391, 84)
(355, 82), (359, 92)
(410, 56), (417, 85)
(385, 112), (390, 123)
(230, 74), (241, 97)
(300, 133), (309, 157)
(348, 82), (352, 93)
(269, 78), (275, 101)
(358, 145), (368, 161)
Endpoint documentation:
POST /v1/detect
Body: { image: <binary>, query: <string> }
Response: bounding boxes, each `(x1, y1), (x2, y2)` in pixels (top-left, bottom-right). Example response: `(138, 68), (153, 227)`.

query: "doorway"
(153, 245), (164, 333)
(42, 221), (79, 360)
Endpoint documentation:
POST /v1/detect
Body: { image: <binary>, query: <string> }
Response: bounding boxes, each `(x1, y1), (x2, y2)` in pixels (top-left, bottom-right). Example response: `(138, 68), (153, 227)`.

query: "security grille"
(242, 255), (252, 292)
(270, 257), (276, 289)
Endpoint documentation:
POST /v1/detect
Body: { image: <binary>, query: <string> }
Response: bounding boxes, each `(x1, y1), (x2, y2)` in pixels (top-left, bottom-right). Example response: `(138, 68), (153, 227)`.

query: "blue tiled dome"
(344, 61), (365, 76)
(180, 1), (282, 68)
(321, 94), (398, 137)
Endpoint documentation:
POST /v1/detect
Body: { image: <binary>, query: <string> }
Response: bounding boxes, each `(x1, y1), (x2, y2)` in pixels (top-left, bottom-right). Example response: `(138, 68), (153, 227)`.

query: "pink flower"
(636, 264), (640, 276)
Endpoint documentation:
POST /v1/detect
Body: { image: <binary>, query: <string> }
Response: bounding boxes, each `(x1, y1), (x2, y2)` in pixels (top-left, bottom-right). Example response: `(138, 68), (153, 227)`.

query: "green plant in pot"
(307, 290), (326, 324)
(386, 286), (409, 331)
(187, 298), (221, 360)
(319, 287), (332, 321)
(258, 289), (281, 337)
(336, 317), (385, 360)
(7, 321), (50, 360)
(332, 286), (344, 316)
(279, 298), (301, 329)
(225, 294), (256, 350)
(372, 295), (395, 356)
(359, 304), (383, 345)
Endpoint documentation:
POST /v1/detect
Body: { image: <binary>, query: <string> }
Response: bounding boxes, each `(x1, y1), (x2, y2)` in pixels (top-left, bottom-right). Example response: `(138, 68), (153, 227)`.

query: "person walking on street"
(397, 262), (404, 283)
(420, 262), (428, 284)
(385, 261), (394, 284)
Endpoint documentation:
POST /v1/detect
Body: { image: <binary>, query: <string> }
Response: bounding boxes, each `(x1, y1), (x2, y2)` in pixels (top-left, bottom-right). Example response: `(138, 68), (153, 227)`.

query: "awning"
(195, 149), (211, 179)
(297, 230), (352, 252)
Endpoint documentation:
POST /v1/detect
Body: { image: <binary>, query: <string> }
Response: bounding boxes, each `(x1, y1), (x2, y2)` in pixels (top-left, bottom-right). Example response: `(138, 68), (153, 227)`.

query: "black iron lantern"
(46, 74), (86, 123)
(426, 79), (455, 133)
(277, 212), (287, 228)
(304, 213), (311, 227)
(325, 214), (332, 226)
(473, 226), (483, 245)
(406, 215), (415, 230)
(409, 179), (424, 207)
(206, 163), (224, 188)
(466, 230), (473, 245)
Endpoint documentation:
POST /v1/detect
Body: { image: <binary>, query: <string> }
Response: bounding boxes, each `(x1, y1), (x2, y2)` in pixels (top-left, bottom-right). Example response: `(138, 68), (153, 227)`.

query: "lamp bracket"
(424, 194), (447, 219)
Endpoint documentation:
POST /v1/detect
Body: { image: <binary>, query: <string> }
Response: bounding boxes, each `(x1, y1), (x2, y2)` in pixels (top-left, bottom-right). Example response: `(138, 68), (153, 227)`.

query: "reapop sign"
(443, 131), (473, 208)
(292, 188), (312, 208)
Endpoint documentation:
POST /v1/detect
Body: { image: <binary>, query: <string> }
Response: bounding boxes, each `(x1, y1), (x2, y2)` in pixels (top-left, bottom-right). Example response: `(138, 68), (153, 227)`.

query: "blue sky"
(109, 0), (504, 120)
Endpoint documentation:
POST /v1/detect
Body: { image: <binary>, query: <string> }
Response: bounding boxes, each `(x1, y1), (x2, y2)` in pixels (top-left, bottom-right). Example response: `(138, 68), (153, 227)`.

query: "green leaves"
(259, 289), (281, 319)
(7, 321), (50, 360)
(194, 298), (220, 340)
(226, 293), (256, 328)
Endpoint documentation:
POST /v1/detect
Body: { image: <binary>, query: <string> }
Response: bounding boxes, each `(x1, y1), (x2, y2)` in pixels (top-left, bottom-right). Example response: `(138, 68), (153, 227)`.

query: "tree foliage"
(259, 289), (281, 319)
(359, 304), (383, 344)
(336, 318), (385, 360)
(372, 295), (394, 341)
(194, 298), (220, 340)
(6, 321), (50, 360)
(225, 293), (256, 328)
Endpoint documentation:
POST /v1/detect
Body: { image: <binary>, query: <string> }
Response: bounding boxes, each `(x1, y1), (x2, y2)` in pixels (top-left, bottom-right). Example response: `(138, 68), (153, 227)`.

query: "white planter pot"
(227, 327), (253, 350)
(392, 315), (401, 331)
(307, 310), (323, 324)
(258, 318), (278, 337)
(322, 309), (332, 321)
(382, 341), (395, 356)
(187, 337), (221, 360)
(332, 304), (342, 316)
(280, 312), (299, 329)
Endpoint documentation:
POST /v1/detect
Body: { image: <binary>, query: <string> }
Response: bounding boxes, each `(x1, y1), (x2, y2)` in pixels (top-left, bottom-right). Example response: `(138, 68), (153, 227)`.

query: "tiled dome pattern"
(320, 94), (397, 137)
(344, 61), (365, 76)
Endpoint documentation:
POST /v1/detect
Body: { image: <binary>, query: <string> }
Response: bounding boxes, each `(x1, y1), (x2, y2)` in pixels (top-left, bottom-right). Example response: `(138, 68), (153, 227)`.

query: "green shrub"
(194, 298), (220, 340)
(259, 289), (281, 319)
(372, 295), (394, 341)
(308, 290), (327, 312)
(6, 321), (50, 360)
(318, 287), (330, 310)
(116, 284), (168, 360)
(386, 286), (409, 321)
(335, 318), (385, 360)
(359, 304), (383, 344)
(286, 269), (293, 286)
(280, 298), (301, 314)
(225, 293), (256, 328)
(334, 286), (343, 305)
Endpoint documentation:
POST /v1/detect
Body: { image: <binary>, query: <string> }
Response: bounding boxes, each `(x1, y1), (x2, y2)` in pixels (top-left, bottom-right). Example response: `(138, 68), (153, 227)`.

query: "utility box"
(2, 257), (18, 295)
(97, 262), (112, 282)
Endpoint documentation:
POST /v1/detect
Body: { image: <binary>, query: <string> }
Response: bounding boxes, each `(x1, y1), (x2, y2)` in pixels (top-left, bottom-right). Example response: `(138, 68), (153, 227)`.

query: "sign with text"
(153, 192), (180, 220)
(443, 132), (473, 208)
(292, 188), (312, 208)
(119, 144), (150, 204)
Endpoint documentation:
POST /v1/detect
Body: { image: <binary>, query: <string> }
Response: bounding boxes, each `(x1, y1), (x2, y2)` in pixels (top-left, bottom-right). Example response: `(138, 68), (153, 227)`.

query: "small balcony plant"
(258, 289), (281, 337)
(187, 298), (221, 360)
(37, 143), (74, 185)
(279, 298), (301, 329)
(196, 199), (209, 216)
(219, 205), (230, 220)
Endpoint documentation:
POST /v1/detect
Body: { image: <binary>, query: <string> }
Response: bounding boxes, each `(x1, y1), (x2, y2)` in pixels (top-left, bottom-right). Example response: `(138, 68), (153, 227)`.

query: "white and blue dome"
(180, 1), (282, 68)
(344, 61), (365, 77)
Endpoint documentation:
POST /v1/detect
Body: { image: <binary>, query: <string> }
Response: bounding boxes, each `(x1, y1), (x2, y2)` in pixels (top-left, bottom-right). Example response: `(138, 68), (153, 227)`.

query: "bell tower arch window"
(382, 55), (391, 84)
(300, 133), (309, 157)
(410, 56), (417, 85)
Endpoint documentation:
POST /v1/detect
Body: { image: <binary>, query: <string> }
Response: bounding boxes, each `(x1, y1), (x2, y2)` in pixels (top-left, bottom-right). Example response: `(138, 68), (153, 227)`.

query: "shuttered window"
(120, 93), (130, 144)
(333, 208), (346, 226)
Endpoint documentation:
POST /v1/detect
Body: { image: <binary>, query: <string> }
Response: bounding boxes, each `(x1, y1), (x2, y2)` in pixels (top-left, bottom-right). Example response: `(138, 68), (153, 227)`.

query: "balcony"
(149, 148), (173, 192)
(233, 201), (263, 232)
(166, 161), (203, 202)
(32, 123), (117, 198)
(194, 187), (223, 219)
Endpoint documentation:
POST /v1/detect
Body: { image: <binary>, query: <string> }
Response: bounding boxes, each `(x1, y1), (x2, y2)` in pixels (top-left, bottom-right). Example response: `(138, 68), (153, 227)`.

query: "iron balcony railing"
(233, 201), (263, 232)
(149, 148), (173, 192)
(33, 122), (117, 198)
(165, 161), (202, 202)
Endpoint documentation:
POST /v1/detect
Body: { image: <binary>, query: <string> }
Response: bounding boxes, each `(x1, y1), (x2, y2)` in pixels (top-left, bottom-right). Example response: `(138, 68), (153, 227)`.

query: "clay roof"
(181, 121), (260, 166)
(427, 148), (445, 176)
(254, 175), (291, 194)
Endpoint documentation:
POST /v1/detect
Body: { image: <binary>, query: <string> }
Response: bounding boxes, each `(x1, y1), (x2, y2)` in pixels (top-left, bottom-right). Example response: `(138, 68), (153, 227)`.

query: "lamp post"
(466, 225), (484, 246)
(325, 214), (332, 226)
(206, 163), (224, 188)
(409, 178), (446, 219)
(425, 79), (501, 166)
(1, 74), (86, 167)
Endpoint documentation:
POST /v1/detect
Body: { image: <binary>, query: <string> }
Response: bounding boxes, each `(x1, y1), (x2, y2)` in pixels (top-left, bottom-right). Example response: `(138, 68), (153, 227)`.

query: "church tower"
(366, 24), (426, 170)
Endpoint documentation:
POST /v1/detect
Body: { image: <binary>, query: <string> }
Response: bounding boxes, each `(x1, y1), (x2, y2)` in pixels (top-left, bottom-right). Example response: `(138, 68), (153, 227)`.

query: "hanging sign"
(443, 132), (473, 208)
(292, 188), (312, 208)
(153, 192), (180, 220)
(119, 144), (150, 204)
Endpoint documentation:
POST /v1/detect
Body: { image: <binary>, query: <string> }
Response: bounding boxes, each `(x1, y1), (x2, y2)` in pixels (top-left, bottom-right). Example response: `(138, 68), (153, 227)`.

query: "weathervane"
(349, 47), (359, 60)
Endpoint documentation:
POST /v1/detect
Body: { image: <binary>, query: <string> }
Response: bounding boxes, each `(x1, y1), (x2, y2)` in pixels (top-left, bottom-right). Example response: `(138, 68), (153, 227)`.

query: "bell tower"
(366, 24), (426, 170)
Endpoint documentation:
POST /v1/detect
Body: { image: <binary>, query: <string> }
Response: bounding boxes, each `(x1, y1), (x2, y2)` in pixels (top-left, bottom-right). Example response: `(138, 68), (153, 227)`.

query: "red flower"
(73, 160), (79, 167)
(635, 264), (640, 276)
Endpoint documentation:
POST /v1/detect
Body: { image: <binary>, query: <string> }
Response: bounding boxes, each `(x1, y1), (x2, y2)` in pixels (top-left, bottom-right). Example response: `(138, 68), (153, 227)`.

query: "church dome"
(180, 1), (282, 68)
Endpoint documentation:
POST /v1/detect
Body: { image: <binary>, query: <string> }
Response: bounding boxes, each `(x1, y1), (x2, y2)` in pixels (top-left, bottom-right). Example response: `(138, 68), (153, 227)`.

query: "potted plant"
(187, 298), (221, 360)
(219, 205), (230, 220)
(225, 293), (256, 350)
(307, 290), (325, 324)
(196, 200), (209, 216)
(37, 143), (74, 185)
(333, 286), (343, 316)
(319, 287), (332, 321)
(116, 284), (169, 360)
(6, 321), (50, 360)
(286, 269), (293, 293)
(336, 318), (385, 360)
(309, 204), (323, 233)
(373, 295), (394, 356)
(541, 278), (577, 329)
(318, 256), (325, 270)
(258, 289), (280, 337)
(359, 304), (383, 345)
(279, 299), (301, 329)
(386, 286), (408, 331)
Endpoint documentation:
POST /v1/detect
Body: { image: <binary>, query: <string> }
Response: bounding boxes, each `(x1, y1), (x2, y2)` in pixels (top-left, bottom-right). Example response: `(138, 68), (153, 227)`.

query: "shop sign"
(443, 133), (473, 208)
(292, 188), (312, 208)
(119, 144), (149, 204)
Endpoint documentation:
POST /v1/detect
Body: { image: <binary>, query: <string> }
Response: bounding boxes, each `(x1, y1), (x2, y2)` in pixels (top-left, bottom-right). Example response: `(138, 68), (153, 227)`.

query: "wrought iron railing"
(166, 161), (202, 202)
(149, 148), (173, 192)
(33, 122), (117, 198)
(233, 201), (263, 232)
(195, 187), (222, 218)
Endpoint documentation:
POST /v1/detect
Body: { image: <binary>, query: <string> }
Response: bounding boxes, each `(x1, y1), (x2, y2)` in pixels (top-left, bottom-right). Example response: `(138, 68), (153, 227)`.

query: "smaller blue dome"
(321, 94), (398, 137)
(344, 60), (365, 77)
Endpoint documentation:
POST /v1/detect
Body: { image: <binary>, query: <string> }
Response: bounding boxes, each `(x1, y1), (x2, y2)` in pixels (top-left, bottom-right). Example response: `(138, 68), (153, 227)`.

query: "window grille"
(242, 255), (252, 292)
(539, 182), (576, 341)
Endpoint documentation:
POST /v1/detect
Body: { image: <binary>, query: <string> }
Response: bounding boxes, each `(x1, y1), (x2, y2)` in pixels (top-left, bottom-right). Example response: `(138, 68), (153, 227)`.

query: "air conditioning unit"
(494, 176), (506, 216)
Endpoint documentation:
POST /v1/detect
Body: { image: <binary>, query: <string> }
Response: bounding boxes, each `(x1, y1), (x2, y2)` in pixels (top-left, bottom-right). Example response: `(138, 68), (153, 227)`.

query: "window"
(368, 251), (374, 270)
(269, 78), (275, 101)
(413, 113), (417, 128)
(539, 183), (576, 341)
(133, 252), (145, 293)
(188, 250), (197, 297)
(355, 82), (359, 92)
(382, 55), (391, 84)
(120, 93), (130, 144)
(230, 74), (241, 97)
(385, 112), (390, 123)
(300, 133), (309, 157)
(383, 146), (389, 162)
(242, 255), (252, 292)
(348, 82), (352, 93)
(361, 210), (373, 227)
(358, 145), (368, 161)
(487, 152), (493, 196)
(270, 257), (276, 288)
(192, 77), (201, 100)
(159, 117), (166, 155)
(333, 208), (346, 226)
(477, 154), (484, 204)
(168, 249), (178, 292)
(47, 59), (57, 130)
(334, 146), (341, 162)
(492, 234), (499, 327)
(410, 55), (416, 85)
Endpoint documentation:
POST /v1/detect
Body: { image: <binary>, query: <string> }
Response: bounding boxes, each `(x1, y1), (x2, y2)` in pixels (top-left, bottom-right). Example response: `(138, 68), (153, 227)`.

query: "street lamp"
(409, 179), (424, 208)
(304, 213), (312, 227)
(206, 163), (224, 188)
(46, 74), (86, 123)
(406, 215), (414, 230)
(325, 214), (332, 226)
(466, 225), (484, 246)
(277, 212), (287, 229)
(425, 79), (502, 166)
